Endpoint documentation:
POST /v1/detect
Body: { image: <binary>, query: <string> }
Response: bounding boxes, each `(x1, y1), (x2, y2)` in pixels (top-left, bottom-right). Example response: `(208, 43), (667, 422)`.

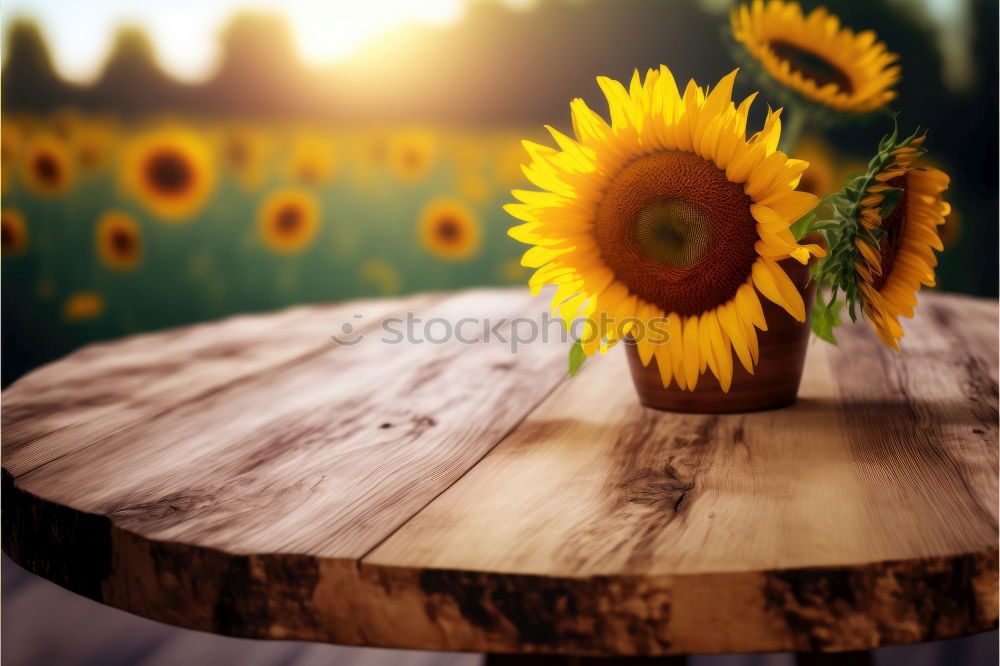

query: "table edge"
(5, 471), (997, 656)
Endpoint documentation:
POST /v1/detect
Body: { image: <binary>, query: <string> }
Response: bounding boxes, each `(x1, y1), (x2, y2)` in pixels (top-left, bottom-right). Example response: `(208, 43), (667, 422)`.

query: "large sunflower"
(506, 66), (823, 391)
(419, 198), (481, 260)
(22, 133), (75, 196)
(258, 187), (321, 254)
(818, 130), (948, 350)
(123, 127), (215, 221)
(96, 211), (142, 271)
(731, 0), (899, 115)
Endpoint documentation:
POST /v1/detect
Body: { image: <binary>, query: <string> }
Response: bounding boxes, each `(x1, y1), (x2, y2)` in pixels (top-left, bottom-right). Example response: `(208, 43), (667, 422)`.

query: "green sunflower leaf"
(878, 187), (904, 220)
(790, 211), (815, 240)
(812, 219), (845, 231)
(567, 339), (587, 377)
(811, 298), (844, 345)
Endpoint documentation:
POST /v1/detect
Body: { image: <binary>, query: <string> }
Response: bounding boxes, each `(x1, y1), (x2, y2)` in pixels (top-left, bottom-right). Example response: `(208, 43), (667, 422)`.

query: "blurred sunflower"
(50, 107), (83, 139)
(364, 131), (390, 166)
(63, 291), (104, 322)
(451, 135), (487, 170)
(419, 198), (481, 260)
(500, 258), (528, 283)
(1, 209), (28, 257)
(390, 130), (436, 183)
(731, 0), (899, 115)
(1, 120), (24, 165)
(852, 135), (949, 349)
(496, 138), (529, 186)
(72, 119), (118, 173)
(96, 211), (142, 271)
(362, 260), (402, 295)
(458, 171), (491, 202)
(258, 187), (321, 254)
(793, 136), (837, 198)
(123, 127), (215, 221)
(22, 133), (75, 196)
(286, 133), (337, 185)
(349, 130), (390, 186)
(2, 120), (26, 192)
(506, 67), (823, 391)
(219, 126), (271, 191)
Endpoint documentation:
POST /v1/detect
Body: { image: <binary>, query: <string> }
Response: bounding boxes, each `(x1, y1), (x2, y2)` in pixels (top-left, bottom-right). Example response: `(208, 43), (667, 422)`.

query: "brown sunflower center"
(34, 152), (61, 184)
(872, 175), (908, 291)
(436, 217), (461, 243)
(769, 40), (855, 95)
(596, 150), (758, 316)
(1, 219), (14, 248)
(298, 163), (319, 182)
(633, 199), (712, 269)
(146, 150), (193, 194)
(275, 205), (303, 234)
(403, 148), (422, 169)
(227, 140), (249, 167)
(111, 228), (134, 255)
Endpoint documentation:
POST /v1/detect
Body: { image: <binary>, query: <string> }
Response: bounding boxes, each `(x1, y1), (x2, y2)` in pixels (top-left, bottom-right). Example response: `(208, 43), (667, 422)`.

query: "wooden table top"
(3, 288), (997, 657)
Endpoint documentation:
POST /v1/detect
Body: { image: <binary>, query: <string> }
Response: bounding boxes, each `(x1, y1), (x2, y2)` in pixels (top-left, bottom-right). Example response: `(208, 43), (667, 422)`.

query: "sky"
(0, 0), (537, 83)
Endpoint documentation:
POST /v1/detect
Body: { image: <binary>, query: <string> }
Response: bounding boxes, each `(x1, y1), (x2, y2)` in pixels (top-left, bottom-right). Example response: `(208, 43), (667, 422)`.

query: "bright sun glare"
(0, 0), (534, 83)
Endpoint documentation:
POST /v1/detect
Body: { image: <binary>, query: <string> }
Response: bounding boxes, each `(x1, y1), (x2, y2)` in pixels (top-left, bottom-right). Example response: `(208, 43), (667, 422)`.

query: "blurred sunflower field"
(1, 111), (543, 381)
(1, 0), (995, 386)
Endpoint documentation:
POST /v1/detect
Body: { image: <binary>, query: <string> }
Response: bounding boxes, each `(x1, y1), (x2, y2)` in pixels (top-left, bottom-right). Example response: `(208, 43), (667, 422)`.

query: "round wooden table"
(3, 288), (997, 663)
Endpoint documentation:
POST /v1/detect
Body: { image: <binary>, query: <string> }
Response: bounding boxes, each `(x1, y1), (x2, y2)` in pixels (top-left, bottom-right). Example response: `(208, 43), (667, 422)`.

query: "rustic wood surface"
(3, 287), (997, 657)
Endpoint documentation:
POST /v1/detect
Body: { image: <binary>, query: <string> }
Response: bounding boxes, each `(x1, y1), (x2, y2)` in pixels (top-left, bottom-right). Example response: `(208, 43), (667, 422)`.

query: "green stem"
(777, 106), (807, 153)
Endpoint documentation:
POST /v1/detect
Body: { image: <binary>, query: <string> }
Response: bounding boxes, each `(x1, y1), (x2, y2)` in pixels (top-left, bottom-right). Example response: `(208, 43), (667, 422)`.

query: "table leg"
(484, 656), (686, 665)
(796, 650), (873, 666)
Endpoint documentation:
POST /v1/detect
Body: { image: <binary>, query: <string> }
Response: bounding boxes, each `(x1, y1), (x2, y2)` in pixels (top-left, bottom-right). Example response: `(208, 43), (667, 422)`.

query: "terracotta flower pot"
(625, 257), (817, 413)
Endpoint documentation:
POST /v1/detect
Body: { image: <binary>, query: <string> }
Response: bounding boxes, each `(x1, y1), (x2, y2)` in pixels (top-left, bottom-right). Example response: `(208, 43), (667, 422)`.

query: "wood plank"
(2, 295), (430, 476)
(9, 288), (568, 558)
(362, 291), (997, 653)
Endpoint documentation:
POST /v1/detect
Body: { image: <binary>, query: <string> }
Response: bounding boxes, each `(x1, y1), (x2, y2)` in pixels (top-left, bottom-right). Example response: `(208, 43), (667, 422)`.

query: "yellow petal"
(705, 310), (733, 392)
(757, 259), (806, 321)
(654, 344), (674, 389)
(682, 315), (701, 390)
(718, 301), (754, 374)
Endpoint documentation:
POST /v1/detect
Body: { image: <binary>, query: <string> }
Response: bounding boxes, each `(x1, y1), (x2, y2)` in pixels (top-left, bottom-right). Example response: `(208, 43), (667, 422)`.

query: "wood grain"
(3, 289), (996, 657)
(7, 289), (568, 556)
(2, 296), (429, 476)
